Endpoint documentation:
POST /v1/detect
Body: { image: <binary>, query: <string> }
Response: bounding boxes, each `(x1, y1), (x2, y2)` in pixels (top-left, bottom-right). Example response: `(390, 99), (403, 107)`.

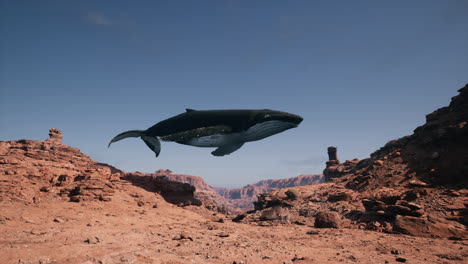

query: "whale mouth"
(243, 120), (298, 142)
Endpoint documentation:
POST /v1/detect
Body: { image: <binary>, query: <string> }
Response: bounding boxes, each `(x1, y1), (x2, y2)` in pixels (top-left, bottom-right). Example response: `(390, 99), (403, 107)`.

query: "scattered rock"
(436, 253), (463, 260)
(172, 232), (193, 241)
(327, 191), (353, 202)
(232, 213), (246, 223)
(408, 180), (428, 187)
(39, 186), (50, 192)
(314, 212), (341, 229)
(85, 237), (100, 244)
(217, 232), (230, 237)
(395, 257), (407, 262)
(285, 189), (300, 200)
(292, 256), (306, 261)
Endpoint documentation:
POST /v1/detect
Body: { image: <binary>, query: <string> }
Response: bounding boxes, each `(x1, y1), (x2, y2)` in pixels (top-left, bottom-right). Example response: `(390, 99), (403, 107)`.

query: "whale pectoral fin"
(211, 143), (244, 156)
(141, 136), (161, 157)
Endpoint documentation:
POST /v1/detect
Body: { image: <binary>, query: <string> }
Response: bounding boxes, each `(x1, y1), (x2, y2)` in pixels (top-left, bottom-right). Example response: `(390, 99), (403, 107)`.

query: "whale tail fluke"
(141, 135), (161, 157)
(108, 130), (161, 157)
(108, 130), (145, 147)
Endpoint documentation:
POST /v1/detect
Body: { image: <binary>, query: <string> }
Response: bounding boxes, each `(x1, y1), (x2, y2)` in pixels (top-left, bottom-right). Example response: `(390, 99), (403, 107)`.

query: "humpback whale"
(108, 109), (303, 157)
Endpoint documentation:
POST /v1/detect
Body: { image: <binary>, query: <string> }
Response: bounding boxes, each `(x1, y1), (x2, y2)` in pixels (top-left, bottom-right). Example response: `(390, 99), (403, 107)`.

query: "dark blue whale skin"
(146, 109), (303, 136)
(109, 109), (303, 157)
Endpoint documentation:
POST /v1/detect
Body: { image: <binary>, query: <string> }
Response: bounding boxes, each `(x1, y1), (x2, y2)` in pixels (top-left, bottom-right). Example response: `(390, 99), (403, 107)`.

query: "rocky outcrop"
(128, 170), (233, 213)
(123, 173), (202, 206)
(154, 170), (215, 191)
(236, 84), (468, 238)
(45, 128), (63, 144)
(138, 171), (324, 212)
(0, 130), (201, 207)
(0, 130), (121, 204)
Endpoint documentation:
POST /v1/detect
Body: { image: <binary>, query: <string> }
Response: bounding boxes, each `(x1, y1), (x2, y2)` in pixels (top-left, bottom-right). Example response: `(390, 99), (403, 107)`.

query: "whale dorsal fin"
(186, 108), (197, 112)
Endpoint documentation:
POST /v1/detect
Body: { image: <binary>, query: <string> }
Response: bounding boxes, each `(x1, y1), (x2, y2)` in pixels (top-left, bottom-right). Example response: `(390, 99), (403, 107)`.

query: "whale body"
(108, 109), (303, 157)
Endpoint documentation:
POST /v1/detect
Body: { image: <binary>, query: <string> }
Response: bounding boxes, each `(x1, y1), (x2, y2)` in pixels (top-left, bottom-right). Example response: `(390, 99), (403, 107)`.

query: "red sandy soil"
(1, 192), (466, 264)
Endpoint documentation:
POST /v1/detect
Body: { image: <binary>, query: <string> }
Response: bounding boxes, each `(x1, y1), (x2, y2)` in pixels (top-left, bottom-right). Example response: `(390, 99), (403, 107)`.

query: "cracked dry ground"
(1, 190), (466, 264)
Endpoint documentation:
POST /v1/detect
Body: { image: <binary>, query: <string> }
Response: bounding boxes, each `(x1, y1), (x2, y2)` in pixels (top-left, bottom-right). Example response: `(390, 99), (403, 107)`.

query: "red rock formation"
(126, 170), (234, 213)
(238, 84), (468, 239)
(132, 171), (324, 212)
(0, 130), (200, 207)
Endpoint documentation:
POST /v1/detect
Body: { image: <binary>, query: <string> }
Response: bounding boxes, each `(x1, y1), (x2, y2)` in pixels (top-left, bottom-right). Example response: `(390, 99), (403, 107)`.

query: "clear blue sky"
(1, 0), (467, 188)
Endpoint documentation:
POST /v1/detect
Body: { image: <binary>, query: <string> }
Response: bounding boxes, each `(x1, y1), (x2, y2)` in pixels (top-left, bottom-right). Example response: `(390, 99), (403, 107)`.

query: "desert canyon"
(1, 84), (467, 263)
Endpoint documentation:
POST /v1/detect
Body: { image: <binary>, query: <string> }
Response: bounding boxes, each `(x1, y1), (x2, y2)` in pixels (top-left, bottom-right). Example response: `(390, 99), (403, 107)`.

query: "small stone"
(217, 218), (225, 223)
(408, 180), (428, 188)
(391, 249), (403, 255)
(53, 218), (64, 223)
(137, 201), (145, 207)
(85, 237), (100, 244)
(217, 232), (230, 237)
(292, 256), (306, 261)
(99, 196), (112, 202)
(70, 196), (81, 203)
(395, 257), (407, 262)
(173, 232), (193, 241)
(306, 230), (319, 235)
(40, 186), (50, 192)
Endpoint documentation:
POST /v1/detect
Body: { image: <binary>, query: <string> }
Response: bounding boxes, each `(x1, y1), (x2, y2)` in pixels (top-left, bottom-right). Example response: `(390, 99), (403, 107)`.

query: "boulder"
(314, 211), (341, 228)
(393, 215), (468, 238)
